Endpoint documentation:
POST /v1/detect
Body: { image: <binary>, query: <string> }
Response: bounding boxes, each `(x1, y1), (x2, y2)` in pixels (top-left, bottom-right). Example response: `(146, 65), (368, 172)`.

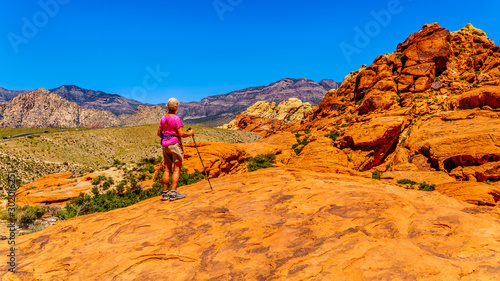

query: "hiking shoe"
(161, 191), (170, 201)
(169, 190), (186, 201)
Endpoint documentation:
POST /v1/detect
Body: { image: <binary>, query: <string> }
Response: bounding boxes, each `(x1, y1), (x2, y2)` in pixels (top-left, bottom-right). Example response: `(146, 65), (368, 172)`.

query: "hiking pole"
(188, 128), (213, 191)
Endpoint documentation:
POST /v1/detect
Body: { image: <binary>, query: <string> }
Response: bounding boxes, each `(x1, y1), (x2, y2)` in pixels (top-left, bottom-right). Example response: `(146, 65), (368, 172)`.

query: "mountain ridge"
(0, 78), (339, 128)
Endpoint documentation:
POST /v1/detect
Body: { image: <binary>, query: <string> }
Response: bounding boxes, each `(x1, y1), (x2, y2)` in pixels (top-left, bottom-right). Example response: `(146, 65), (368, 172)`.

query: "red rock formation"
(4, 164), (500, 280)
(222, 98), (313, 137)
(159, 132), (298, 178)
(4, 23), (500, 280)
(16, 172), (93, 206)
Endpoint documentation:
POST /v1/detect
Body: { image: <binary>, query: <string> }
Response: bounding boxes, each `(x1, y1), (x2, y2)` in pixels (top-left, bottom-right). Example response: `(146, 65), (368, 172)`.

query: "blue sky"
(1, 0), (499, 104)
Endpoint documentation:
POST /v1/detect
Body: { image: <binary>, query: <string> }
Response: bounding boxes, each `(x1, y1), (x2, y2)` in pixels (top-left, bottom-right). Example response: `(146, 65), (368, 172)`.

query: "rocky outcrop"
(118, 105), (167, 127)
(266, 22), (500, 204)
(222, 98), (313, 136)
(166, 132), (298, 178)
(4, 160), (500, 280)
(177, 78), (338, 124)
(0, 89), (122, 128)
(15, 172), (95, 206)
(405, 110), (500, 181)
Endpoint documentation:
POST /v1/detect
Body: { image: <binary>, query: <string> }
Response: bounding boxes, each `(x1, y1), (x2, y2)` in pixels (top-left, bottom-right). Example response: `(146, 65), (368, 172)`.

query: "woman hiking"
(157, 98), (194, 201)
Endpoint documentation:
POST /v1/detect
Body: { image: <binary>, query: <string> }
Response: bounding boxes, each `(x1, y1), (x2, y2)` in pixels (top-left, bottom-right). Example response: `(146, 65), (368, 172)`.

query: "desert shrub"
(418, 182), (435, 191)
(143, 163), (155, 174)
(247, 153), (276, 172)
(112, 159), (122, 167)
(372, 171), (383, 180)
(91, 175), (106, 185)
(325, 131), (340, 142)
(25, 206), (45, 219)
(397, 179), (435, 191)
(27, 224), (48, 234)
(43, 205), (61, 217)
(138, 172), (149, 181)
(292, 133), (311, 155)
(397, 179), (417, 186)
(56, 168), (203, 220)
(102, 180), (111, 190)
(19, 212), (36, 225)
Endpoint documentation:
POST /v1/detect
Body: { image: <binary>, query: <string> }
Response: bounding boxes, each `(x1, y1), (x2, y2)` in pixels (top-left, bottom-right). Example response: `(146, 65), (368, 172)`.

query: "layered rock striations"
(289, 24), (500, 179)
(3, 158), (500, 280)
(221, 98), (313, 136)
(223, 23), (500, 205)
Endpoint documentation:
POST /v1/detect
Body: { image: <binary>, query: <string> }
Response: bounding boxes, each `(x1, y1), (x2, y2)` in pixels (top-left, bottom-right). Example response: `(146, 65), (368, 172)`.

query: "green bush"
(25, 206), (45, 219)
(112, 159), (122, 167)
(247, 153), (276, 172)
(292, 134), (311, 155)
(56, 167), (203, 220)
(397, 179), (435, 191)
(372, 171), (383, 180)
(325, 131), (340, 142)
(418, 182), (435, 191)
(91, 175), (106, 186)
(19, 212), (36, 225)
(397, 179), (417, 185)
(143, 163), (156, 174)
(102, 180), (111, 190)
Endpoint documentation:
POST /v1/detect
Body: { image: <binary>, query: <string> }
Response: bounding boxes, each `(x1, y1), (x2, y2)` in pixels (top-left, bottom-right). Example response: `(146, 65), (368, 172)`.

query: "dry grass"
(0, 128), (78, 139)
(0, 124), (261, 188)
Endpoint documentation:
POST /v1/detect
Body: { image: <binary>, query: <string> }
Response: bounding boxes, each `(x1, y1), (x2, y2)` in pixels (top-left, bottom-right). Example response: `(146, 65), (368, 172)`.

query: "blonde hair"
(166, 98), (179, 112)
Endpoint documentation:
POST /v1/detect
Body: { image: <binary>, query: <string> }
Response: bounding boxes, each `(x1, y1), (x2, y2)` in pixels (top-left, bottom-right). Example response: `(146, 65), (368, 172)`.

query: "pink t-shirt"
(159, 115), (183, 146)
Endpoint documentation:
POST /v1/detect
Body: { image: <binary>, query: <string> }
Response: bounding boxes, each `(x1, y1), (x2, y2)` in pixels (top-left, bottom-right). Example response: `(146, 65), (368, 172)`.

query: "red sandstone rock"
(4, 166), (500, 280)
(4, 23), (500, 280)
(436, 181), (500, 206)
(16, 172), (92, 206)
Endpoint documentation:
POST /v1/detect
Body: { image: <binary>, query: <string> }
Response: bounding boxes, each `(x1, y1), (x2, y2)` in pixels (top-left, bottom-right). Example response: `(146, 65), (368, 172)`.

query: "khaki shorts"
(162, 142), (184, 163)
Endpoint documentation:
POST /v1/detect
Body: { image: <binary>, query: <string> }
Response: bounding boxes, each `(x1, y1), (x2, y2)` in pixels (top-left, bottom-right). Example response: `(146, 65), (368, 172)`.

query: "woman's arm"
(157, 126), (163, 137)
(177, 127), (194, 138)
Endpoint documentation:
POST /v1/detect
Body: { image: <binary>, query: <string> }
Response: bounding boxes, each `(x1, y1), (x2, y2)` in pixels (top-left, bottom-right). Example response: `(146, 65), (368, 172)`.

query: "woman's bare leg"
(170, 161), (182, 191)
(162, 162), (173, 192)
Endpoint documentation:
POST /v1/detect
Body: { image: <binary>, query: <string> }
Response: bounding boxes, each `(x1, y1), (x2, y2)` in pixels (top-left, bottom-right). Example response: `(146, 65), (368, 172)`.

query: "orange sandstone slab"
(3, 167), (500, 280)
(16, 172), (92, 206)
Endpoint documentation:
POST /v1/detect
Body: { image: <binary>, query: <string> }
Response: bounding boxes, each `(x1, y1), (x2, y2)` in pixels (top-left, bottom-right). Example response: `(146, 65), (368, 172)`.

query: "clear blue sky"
(1, 0), (499, 104)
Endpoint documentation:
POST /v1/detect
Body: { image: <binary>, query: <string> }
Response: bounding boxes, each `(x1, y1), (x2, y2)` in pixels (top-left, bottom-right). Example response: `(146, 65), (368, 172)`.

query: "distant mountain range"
(177, 78), (339, 123)
(1, 85), (143, 115)
(0, 78), (339, 128)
